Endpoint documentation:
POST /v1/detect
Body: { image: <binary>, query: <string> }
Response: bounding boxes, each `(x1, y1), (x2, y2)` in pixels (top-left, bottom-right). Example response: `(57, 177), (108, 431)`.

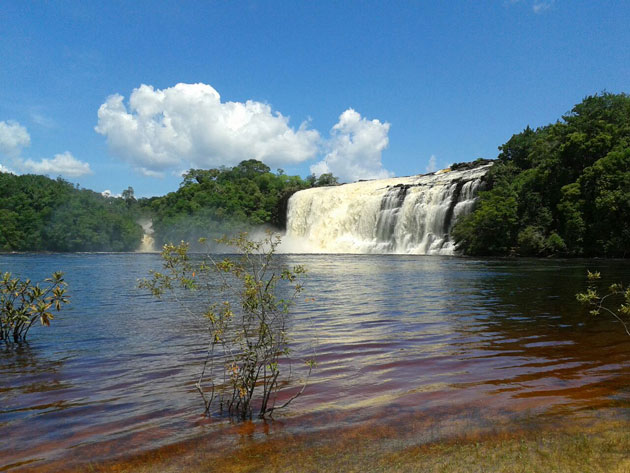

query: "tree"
(232, 159), (271, 178)
(122, 186), (136, 207)
(139, 232), (314, 419)
(0, 173), (143, 252)
(306, 172), (339, 187)
(315, 173), (339, 186)
(0, 271), (70, 343)
(146, 160), (339, 245)
(180, 168), (220, 186)
(452, 187), (519, 255)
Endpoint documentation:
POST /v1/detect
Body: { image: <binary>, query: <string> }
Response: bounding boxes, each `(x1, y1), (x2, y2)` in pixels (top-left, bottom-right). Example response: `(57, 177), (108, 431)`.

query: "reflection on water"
(0, 254), (629, 471)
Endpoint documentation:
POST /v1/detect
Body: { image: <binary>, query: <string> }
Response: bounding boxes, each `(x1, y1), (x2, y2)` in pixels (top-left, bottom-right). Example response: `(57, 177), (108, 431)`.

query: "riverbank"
(30, 410), (630, 473)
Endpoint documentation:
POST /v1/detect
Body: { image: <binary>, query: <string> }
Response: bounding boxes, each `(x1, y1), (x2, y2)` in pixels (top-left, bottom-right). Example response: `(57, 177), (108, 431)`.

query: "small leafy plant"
(576, 270), (630, 337)
(0, 271), (70, 343)
(140, 232), (313, 420)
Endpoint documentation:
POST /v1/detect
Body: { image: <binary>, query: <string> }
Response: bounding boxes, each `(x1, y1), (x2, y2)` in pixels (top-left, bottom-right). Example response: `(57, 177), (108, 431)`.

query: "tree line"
(0, 173), (143, 252)
(0, 161), (338, 252)
(141, 160), (337, 247)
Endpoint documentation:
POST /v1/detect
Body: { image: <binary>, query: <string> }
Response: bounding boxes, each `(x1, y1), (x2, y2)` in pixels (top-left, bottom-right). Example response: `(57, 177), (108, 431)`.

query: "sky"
(1, 0), (629, 197)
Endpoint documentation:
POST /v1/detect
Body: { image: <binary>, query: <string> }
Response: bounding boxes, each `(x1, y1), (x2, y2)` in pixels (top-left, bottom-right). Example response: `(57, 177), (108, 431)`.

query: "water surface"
(1, 254), (629, 471)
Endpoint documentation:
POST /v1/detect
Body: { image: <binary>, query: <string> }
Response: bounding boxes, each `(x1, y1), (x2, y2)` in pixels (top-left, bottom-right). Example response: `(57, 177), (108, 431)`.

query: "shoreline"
(16, 407), (630, 473)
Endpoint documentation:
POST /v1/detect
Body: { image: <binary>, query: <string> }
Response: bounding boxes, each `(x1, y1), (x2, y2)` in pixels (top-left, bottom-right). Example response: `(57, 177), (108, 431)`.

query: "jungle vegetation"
(142, 160), (337, 247)
(0, 270), (70, 343)
(453, 92), (630, 257)
(0, 173), (143, 252)
(0, 162), (338, 252)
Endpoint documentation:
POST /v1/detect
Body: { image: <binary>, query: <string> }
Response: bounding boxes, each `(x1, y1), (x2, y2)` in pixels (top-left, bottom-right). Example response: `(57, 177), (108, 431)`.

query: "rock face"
(450, 158), (494, 172)
(285, 162), (493, 254)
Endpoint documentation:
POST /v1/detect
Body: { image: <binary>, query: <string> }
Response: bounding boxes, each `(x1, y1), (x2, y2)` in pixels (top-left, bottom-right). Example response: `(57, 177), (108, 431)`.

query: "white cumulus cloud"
(101, 190), (122, 198)
(310, 109), (392, 182)
(22, 151), (93, 178)
(0, 120), (31, 157)
(95, 83), (321, 174)
(0, 119), (92, 179)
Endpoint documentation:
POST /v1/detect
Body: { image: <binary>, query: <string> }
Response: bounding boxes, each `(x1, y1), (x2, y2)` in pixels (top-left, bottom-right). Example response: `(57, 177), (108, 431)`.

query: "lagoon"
(1, 254), (629, 471)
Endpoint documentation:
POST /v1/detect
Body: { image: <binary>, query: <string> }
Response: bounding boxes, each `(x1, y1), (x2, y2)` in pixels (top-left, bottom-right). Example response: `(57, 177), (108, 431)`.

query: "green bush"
(545, 232), (567, 254)
(0, 271), (70, 343)
(517, 226), (546, 256)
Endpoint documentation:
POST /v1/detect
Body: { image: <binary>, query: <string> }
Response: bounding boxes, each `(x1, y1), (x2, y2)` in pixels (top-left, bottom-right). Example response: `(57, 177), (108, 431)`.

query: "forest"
(144, 160), (337, 247)
(0, 162), (337, 252)
(453, 92), (630, 258)
(0, 173), (143, 252)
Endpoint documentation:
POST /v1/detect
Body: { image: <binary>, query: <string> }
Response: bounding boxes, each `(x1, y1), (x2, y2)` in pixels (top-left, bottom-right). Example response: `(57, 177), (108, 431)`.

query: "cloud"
(21, 151), (93, 178)
(0, 119), (92, 179)
(532, 0), (554, 13)
(506, 0), (555, 13)
(95, 83), (321, 174)
(30, 112), (56, 128)
(0, 120), (31, 157)
(425, 155), (437, 173)
(310, 109), (392, 182)
(138, 167), (165, 178)
(101, 190), (122, 198)
(0, 163), (16, 174)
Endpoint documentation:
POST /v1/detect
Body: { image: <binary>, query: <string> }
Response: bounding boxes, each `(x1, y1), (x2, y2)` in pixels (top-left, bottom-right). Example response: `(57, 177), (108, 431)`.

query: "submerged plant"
(0, 271), (70, 343)
(576, 270), (630, 336)
(140, 232), (313, 420)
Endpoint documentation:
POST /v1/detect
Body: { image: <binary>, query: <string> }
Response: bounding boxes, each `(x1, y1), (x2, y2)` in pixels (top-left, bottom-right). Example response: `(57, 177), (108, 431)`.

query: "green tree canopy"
(453, 92), (630, 257)
(143, 160), (339, 247)
(0, 173), (143, 252)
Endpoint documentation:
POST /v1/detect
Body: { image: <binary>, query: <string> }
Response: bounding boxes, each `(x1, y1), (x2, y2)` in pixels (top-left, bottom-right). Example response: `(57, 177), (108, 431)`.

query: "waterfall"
(137, 220), (156, 252)
(285, 163), (492, 255)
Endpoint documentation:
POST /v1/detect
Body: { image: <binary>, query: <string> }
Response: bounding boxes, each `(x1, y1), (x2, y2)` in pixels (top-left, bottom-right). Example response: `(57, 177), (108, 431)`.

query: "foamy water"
(285, 165), (491, 254)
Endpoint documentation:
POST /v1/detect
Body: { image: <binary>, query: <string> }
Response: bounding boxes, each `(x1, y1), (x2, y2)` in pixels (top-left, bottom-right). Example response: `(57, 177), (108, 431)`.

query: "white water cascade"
(137, 220), (156, 252)
(285, 163), (492, 255)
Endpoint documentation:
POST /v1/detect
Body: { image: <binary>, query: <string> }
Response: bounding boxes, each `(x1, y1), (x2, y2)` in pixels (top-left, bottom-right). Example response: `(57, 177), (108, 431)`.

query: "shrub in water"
(0, 271), (70, 343)
(140, 232), (313, 420)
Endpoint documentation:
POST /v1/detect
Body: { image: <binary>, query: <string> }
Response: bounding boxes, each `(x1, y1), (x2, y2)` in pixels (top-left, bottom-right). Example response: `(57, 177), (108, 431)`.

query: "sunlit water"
(1, 254), (629, 471)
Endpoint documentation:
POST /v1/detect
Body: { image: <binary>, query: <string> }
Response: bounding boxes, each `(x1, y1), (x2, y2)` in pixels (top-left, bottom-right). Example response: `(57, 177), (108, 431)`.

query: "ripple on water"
(0, 254), (629, 471)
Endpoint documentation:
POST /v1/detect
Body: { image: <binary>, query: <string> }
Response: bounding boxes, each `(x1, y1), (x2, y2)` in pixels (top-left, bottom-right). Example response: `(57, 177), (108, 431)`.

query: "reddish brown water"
(1, 254), (629, 471)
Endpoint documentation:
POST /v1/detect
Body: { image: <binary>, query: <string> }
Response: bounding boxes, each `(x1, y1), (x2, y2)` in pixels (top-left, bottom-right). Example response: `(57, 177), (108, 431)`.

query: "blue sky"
(1, 0), (629, 197)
